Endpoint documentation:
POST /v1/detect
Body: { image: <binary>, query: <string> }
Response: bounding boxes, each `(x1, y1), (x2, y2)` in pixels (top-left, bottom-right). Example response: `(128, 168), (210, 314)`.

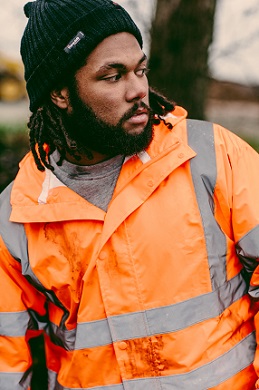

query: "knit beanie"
(20, 0), (143, 112)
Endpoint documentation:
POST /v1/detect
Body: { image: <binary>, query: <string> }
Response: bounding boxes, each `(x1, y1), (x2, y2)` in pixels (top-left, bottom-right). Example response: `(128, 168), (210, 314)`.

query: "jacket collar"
(9, 107), (195, 223)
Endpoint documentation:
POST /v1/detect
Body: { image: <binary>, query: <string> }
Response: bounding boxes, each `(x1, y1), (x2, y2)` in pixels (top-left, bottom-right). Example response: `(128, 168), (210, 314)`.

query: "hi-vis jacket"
(1, 106), (259, 390)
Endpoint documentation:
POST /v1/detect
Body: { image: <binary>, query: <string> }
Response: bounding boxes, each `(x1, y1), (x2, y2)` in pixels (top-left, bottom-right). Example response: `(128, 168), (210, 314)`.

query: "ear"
(50, 87), (70, 109)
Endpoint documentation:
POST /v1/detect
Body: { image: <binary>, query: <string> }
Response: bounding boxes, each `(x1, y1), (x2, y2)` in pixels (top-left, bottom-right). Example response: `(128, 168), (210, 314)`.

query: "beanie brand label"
(64, 31), (85, 53)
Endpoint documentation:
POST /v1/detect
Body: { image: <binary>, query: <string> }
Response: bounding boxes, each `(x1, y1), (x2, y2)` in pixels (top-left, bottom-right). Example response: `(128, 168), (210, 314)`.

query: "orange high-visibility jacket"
(1, 107), (259, 390)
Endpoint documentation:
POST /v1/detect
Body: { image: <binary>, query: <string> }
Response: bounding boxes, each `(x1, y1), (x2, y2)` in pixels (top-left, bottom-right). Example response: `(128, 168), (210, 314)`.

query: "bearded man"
(1, 1), (259, 389)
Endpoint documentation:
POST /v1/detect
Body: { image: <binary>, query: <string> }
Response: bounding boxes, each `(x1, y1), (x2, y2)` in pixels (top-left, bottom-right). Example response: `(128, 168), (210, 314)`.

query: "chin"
(124, 124), (147, 135)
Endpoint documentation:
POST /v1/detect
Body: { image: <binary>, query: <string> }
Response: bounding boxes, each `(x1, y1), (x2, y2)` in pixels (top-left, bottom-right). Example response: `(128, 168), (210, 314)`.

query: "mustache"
(122, 102), (151, 122)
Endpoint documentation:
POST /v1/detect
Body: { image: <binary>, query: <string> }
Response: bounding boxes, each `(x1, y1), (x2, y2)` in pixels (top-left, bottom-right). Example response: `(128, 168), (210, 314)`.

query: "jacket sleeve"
(0, 182), (49, 388)
(0, 236), (47, 390)
(233, 141), (259, 387)
(213, 125), (259, 279)
(216, 126), (259, 383)
(223, 131), (259, 285)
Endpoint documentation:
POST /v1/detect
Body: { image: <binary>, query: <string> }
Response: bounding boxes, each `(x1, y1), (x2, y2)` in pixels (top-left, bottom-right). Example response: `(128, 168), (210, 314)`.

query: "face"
(74, 32), (150, 133)
(59, 32), (154, 161)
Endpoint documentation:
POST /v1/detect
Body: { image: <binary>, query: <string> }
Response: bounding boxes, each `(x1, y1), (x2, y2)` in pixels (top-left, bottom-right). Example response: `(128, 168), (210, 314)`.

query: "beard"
(62, 83), (154, 158)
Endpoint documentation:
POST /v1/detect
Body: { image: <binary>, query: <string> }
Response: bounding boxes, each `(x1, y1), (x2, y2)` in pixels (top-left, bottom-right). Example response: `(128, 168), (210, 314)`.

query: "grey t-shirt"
(49, 150), (124, 212)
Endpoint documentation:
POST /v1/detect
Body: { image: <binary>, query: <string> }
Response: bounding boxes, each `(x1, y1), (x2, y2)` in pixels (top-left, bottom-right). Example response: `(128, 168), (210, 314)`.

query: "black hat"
(20, 0), (143, 112)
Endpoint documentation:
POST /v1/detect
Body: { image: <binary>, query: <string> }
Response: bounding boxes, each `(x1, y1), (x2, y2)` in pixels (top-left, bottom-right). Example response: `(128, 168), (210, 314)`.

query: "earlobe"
(50, 87), (70, 109)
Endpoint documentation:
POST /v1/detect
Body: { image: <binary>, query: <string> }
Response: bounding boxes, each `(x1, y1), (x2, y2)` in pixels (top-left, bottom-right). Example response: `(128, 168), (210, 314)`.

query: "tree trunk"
(149, 0), (216, 119)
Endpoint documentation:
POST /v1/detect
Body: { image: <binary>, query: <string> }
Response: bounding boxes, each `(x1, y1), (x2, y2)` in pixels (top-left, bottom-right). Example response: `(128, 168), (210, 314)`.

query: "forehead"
(85, 32), (145, 70)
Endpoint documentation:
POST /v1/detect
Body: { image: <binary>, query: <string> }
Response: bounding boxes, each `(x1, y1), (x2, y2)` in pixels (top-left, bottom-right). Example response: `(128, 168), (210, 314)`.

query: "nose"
(125, 73), (148, 103)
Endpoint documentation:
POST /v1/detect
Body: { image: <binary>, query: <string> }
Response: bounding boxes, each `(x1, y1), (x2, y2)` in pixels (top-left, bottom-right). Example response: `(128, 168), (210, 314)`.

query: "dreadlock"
(149, 87), (176, 130)
(28, 98), (81, 171)
(28, 87), (176, 172)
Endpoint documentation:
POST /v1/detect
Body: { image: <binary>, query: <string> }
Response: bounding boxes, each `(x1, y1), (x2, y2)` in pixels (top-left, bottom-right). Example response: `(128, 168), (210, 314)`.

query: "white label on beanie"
(64, 31), (85, 54)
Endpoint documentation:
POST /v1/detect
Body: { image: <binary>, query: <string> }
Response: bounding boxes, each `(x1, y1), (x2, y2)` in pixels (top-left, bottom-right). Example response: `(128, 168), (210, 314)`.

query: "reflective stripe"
(0, 371), (31, 390)
(236, 224), (259, 278)
(187, 119), (227, 290)
(237, 224), (259, 257)
(53, 272), (246, 351)
(1, 333), (253, 390)
(109, 271), (247, 342)
(52, 332), (256, 389)
(0, 182), (28, 264)
(0, 183), (40, 286)
(47, 323), (77, 351)
(48, 369), (58, 390)
(237, 225), (259, 258)
(38, 169), (65, 205)
(75, 319), (111, 349)
(0, 311), (30, 337)
(125, 331), (256, 390)
(168, 331), (255, 388)
(136, 150), (151, 164)
(124, 151), (151, 165)
(237, 224), (259, 298)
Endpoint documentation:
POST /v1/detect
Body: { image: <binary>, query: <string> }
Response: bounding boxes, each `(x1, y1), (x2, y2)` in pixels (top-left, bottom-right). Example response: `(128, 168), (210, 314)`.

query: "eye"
(136, 67), (150, 77)
(103, 73), (122, 82)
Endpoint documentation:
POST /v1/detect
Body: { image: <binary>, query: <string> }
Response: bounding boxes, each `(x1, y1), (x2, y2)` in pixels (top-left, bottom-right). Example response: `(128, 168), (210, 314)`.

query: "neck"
(64, 149), (114, 166)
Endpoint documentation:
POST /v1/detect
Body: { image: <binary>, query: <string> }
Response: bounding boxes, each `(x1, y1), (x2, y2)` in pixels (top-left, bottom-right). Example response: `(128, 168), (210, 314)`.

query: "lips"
(127, 107), (149, 125)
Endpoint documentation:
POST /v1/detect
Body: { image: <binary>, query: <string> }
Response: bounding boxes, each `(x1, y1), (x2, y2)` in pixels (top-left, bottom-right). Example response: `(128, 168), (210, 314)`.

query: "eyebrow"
(97, 53), (147, 73)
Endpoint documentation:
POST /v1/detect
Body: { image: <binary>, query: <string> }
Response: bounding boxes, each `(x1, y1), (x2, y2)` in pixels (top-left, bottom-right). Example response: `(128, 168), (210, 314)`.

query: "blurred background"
(0, 1), (259, 389)
(0, 0), (259, 194)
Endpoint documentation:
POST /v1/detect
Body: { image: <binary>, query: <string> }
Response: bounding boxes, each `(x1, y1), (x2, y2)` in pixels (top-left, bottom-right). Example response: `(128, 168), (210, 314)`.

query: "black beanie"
(20, 0), (143, 112)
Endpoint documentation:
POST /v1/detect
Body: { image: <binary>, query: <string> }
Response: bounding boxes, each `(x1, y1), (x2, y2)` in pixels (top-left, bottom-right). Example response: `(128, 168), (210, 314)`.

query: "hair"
(27, 87), (176, 172)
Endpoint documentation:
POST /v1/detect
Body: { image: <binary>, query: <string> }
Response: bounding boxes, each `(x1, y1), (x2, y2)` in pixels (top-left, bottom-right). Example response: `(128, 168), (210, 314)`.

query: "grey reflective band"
(126, 331), (255, 390)
(0, 184), (42, 289)
(0, 311), (30, 337)
(187, 119), (227, 290)
(237, 224), (259, 258)
(236, 224), (259, 281)
(109, 271), (247, 342)
(238, 225), (259, 299)
(0, 182), (28, 264)
(0, 371), (31, 390)
(47, 323), (77, 351)
(75, 319), (112, 349)
(54, 332), (256, 389)
(49, 271), (246, 351)
(48, 369), (58, 390)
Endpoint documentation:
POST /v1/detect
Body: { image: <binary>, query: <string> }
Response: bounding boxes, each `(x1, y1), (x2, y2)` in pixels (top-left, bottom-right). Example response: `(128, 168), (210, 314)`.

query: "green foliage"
(0, 123), (29, 192)
(243, 137), (259, 152)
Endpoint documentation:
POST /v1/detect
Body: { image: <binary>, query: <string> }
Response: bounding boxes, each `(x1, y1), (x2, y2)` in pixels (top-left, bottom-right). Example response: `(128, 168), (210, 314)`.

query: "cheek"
(91, 96), (124, 124)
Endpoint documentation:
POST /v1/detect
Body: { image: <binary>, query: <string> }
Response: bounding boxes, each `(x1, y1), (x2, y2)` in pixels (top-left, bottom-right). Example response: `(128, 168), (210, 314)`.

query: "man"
(0, 0), (259, 389)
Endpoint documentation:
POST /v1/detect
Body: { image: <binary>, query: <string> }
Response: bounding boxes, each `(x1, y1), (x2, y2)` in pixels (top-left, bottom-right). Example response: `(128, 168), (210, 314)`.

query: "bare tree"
(116, 0), (156, 55)
(149, 0), (216, 119)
